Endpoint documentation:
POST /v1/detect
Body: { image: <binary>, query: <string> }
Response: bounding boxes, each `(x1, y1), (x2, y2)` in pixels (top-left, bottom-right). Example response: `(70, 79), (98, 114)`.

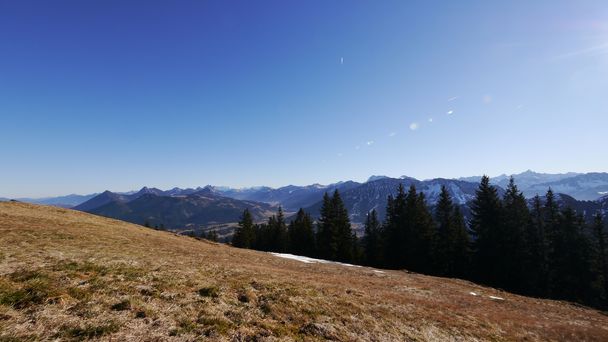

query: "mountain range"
(213, 181), (362, 210)
(73, 187), (275, 229)
(300, 177), (482, 223)
(3, 171), (607, 229)
(460, 170), (608, 200)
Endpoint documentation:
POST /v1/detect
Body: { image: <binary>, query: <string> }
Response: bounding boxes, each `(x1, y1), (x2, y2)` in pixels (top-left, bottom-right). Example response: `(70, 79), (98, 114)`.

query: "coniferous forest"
(232, 176), (608, 310)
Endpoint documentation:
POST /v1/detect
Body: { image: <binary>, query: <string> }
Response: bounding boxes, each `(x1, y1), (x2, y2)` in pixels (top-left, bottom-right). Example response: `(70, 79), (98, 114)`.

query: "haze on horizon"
(1, 1), (607, 198)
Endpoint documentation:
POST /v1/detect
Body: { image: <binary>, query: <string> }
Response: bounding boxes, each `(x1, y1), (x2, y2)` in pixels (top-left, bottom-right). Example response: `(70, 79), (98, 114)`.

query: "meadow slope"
(1, 202), (607, 341)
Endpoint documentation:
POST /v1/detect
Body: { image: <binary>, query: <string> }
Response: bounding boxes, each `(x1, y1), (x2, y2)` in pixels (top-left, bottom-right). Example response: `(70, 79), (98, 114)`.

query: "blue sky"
(1, 1), (607, 197)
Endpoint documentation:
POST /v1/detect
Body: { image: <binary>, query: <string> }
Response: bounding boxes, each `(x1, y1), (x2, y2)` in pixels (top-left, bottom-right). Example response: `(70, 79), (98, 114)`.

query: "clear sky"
(1, 1), (607, 198)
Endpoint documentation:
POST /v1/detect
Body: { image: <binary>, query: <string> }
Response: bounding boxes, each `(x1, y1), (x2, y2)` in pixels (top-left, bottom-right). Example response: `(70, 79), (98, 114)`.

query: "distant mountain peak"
(191, 187), (218, 197)
(367, 175), (388, 182)
(134, 187), (164, 197)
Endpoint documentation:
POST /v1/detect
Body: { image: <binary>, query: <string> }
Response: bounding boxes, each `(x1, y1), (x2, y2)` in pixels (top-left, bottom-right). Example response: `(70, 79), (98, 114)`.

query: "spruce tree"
(544, 189), (559, 243)
(363, 209), (382, 266)
(470, 175), (503, 286)
(411, 191), (435, 273)
(592, 213), (608, 305)
(501, 177), (530, 292)
(316, 192), (336, 260)
(433, 186), (453, 275)
(449, 206), (470, 278)
(253, 223), (270, 251)
(288, 208), (316, 257)
(526, 195), (549, 296)
(433, 186), (470, 277)
(384, 184), (407, 268)
(206, 230), (219, 242)
(316, 190), (354, 262)
(402, 185), (419, 270)
(549, 207), (593, 303)
(382, 184), (435, 272)
(232, 209), (256, 248)
(332, 190), (354, 262)
(268, 207), (288, 252)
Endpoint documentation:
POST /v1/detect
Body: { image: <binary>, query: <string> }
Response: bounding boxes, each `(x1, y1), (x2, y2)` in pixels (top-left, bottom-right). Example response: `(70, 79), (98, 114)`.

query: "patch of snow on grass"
(489, 295), (504, 301)
(270, 253), (326, 264)
(469, 292), (478, 296)
(270, 253), (362, 268)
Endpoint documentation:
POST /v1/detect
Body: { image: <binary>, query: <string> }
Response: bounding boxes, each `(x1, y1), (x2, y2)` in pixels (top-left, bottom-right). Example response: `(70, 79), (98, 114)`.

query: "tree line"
(231, 176), (608, 309)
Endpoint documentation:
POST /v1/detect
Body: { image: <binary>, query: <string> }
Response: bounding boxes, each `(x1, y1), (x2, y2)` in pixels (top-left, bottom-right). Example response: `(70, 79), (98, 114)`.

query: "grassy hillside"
(1, 202), (607, 341)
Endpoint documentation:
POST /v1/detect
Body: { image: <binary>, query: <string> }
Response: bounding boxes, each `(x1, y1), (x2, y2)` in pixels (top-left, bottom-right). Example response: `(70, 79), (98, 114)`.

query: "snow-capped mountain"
(524, 173), (608, 200)
(460, 170), (579, 192)
(460, 170), (607, 200)
(213, 181), (362, 210)
(8, 171), (608, 217)
(301, 177), (483, 223)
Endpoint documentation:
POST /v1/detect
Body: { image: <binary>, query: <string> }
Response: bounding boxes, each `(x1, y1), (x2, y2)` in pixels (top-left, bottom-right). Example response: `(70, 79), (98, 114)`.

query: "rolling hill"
(11, 193), (99, 208)
(1, 202), (607, 341)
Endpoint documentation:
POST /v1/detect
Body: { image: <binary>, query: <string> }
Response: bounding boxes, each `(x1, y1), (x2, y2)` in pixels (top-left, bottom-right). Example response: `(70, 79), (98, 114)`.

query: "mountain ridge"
(75, 188), (276, 230)
(6, 171), (608, 214)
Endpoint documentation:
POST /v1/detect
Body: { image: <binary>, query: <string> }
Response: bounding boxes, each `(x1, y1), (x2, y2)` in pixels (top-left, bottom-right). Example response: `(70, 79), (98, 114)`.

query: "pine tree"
(288, 208), (316, 256)
(363, 209), (382, 266)
(232, 209), (256, 248)
(470, 175), (503, 286)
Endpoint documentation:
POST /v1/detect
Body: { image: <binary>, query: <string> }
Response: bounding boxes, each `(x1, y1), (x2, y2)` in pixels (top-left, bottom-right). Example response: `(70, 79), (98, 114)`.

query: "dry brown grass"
(0, 202), (607, 341)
